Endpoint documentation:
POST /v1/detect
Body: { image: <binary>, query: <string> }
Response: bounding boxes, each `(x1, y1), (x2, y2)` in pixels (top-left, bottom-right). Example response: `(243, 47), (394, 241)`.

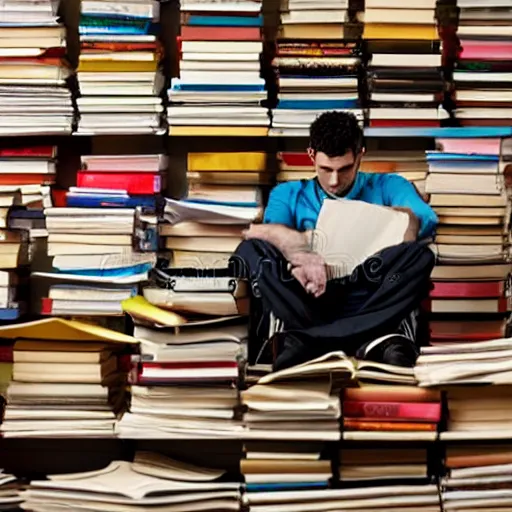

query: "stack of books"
(0, 470), (21, 510)
(245, 484), (442, 511)
(453, 0), (512, 126)
(31, 153), (163, 319)
(341, 385), (441, 442)
(0, 1), (73, 135)
(442, 444), (512, 511)
(279, 0), (349, 40)
(241, 441), (331, 493)
(339, 446), (430, 482)
(0, 145), (59, 322)
(77, 0), (163, 134)
(169, 0), (269, 137)
(416, 337), (512, 439)
(21, 452), (242, 511)
(0, 318), (135, 438)
(364, 0), (448, 128)
(162, 196), (261, 269)
(118, 290), (247, 438)
(426, 136), (512, 343)
(270, 38), (363, 137)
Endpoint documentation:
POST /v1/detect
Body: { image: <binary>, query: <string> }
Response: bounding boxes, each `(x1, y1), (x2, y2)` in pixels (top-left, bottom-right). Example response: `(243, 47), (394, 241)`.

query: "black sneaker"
(357, 333), (419, 368)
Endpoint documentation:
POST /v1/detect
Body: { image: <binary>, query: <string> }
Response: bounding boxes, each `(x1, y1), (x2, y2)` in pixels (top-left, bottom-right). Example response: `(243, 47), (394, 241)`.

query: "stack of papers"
(21, 452), (241, 511)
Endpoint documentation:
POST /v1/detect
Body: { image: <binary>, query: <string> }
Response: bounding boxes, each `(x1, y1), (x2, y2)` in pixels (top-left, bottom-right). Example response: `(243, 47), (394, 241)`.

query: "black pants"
(232, 239), (435, 370)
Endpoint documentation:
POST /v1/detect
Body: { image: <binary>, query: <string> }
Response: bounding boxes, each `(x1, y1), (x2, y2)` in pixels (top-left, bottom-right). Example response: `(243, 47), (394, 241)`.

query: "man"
(234, 111), (438, 370)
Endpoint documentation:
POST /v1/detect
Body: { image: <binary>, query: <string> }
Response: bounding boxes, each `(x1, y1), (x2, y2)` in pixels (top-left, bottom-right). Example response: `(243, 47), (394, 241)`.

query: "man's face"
(309, 149), (362, 197)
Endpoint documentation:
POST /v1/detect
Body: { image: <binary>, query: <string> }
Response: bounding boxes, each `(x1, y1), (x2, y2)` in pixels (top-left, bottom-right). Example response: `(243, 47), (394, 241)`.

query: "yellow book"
(363, 23), (439, 40)
(0, 318), (137, 343)
(188, 152), (266, 172)
(280, 24), (345, 39)
(169, 126), (268, 137)
(121, 295), (186, 328)
(77, 60), (157, 73)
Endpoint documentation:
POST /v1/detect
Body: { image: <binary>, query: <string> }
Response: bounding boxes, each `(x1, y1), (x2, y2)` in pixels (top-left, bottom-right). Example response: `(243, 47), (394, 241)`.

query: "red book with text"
(0, 146), (56, 158)
(77, 172), (161, 195)
(343, 401), (441, 422)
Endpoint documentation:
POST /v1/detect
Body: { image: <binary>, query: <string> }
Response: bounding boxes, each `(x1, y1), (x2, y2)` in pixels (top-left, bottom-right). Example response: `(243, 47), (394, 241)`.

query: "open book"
(312, 198), (409, 279)
(258, 344), (416, 386)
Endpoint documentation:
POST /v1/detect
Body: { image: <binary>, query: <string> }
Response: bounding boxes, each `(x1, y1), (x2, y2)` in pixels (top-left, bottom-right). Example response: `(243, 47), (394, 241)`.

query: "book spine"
(76, 172), (161, 195)
(343, 419), (437, 431)
(181, 26), (261, 41)
(343, 401), (442, 422)
(430, 280), (504, 298)
(344, 388), (441, 403)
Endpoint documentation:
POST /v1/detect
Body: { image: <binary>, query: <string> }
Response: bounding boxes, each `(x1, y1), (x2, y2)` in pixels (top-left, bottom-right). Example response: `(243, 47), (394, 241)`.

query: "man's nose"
(329, 172), (339, 186)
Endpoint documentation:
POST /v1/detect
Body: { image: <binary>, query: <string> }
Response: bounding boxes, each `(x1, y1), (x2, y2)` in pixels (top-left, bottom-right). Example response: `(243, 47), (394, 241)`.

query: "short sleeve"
(263, 183), (295, 227)
(382, 174), (438, 239)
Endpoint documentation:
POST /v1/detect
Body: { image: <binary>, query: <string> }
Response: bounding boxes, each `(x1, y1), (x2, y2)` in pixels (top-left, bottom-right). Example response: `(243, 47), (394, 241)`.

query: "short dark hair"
(309, 111), (364, 158)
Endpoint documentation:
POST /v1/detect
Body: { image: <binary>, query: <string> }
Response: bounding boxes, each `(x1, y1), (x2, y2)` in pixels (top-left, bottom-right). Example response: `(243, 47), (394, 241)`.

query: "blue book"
(171, 81), (264, 92)
(66, 194), (156, 209)
(246, 482), (329, 492)
(0, 308), (20, 321)
(184, 198), (259, 208)
(185, 15), (263, 27)
(277, 99), (359, 110)
(364, 127), (512, 138)
(55, 263), (153, 277)
(426, 152), (499, 161)
(79, 26), (149, 35)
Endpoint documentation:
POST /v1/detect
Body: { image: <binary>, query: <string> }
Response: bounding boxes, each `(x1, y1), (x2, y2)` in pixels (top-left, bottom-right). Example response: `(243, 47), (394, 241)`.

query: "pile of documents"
(0, 318), (136, 437)
(162, 196), (261, 269)
(118, 292), (247, 438)
(241, 354), (349, 441)
(169, 0), (269, 136)
(77, 0), (163, 134)
(0, 1), (73, 134)
(21, 451), (242, 511)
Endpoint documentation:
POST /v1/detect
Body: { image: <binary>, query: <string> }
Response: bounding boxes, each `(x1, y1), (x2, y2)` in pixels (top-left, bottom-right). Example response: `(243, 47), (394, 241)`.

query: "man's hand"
(391, 206), (420, 241)
(289, 251), (327, 298)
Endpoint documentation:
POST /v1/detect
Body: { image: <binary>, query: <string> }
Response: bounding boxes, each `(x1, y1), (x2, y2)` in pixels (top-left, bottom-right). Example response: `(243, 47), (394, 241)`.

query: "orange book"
(0, 174), (54, 186)
(446, 451), (512, 469)
(343, 419), (437, 432)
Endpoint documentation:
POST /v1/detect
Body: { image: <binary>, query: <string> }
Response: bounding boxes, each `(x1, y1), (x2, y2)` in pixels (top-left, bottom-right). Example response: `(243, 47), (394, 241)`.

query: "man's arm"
(383, 174), (438, 239)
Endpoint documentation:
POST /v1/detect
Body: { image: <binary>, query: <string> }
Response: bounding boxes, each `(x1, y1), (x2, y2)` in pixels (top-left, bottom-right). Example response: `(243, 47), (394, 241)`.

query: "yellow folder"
(0, 318), (138, 343)
(121, 295), (186, 328)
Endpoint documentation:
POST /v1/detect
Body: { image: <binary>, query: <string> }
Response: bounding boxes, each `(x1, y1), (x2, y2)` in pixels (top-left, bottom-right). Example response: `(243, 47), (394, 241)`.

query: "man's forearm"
(246, 224), (313, 260)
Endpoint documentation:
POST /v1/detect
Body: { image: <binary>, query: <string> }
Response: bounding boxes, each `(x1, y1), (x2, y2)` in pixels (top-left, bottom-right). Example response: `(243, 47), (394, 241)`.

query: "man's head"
(308, 111), (364, 196)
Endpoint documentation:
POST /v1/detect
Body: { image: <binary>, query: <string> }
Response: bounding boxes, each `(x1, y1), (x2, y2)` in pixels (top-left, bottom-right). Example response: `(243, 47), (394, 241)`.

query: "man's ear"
(307, 147), (315, 162)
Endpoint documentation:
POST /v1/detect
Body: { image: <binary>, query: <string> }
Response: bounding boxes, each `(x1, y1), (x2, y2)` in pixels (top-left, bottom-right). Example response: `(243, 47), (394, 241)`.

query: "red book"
(77, 172), (161, 195)
(0, 344), (13, 363)
(430, 281), (505, 299)
(430, 319), (506, 341)
(40, 297), (53, 315)
(0, 174), (54, 185)
(344, 387), (441, 403)
(369, 120), (441, 128)
(0, 146), (56, 158)
(278, 152), (311, 167)
(343, 401), (441, 422)
(181, 26), (261, 41)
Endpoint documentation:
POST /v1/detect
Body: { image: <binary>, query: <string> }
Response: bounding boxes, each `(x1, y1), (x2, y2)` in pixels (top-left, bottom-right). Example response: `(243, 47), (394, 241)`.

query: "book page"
(312, 199), (409, 278)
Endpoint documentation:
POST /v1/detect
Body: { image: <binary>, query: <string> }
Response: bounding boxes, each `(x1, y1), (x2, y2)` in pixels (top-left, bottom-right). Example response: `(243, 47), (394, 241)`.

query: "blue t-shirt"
(263, 173), (438, 239)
